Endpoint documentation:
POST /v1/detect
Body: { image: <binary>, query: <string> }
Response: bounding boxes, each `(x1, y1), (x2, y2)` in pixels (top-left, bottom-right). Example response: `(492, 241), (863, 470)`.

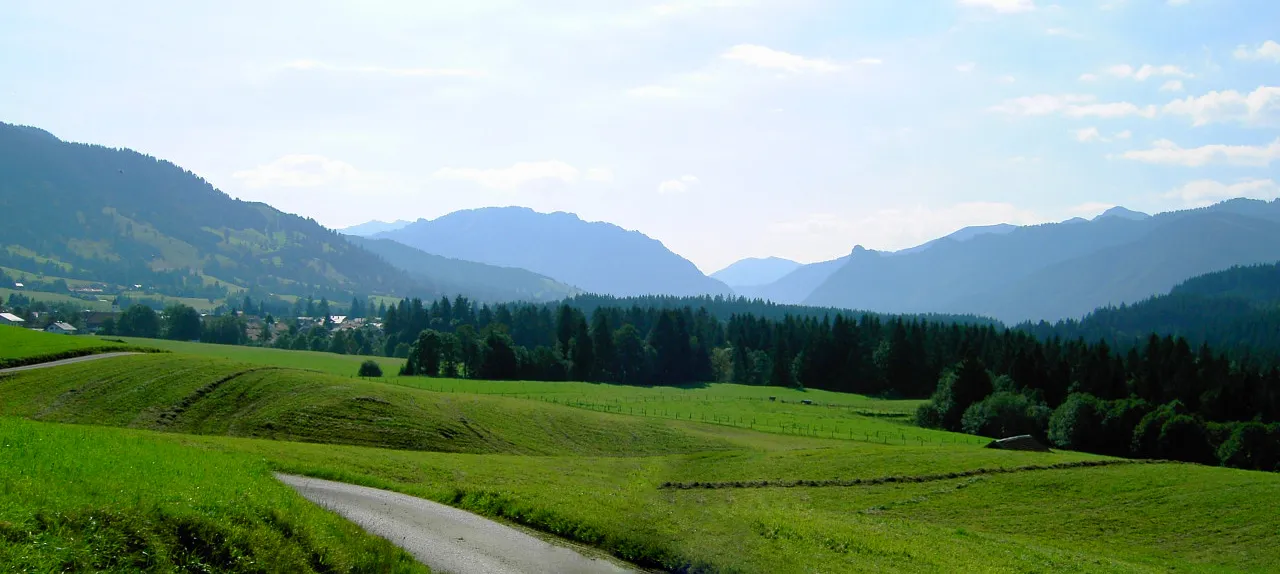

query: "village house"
(0, 312), (25, 326)
(45, 322), (78, 335)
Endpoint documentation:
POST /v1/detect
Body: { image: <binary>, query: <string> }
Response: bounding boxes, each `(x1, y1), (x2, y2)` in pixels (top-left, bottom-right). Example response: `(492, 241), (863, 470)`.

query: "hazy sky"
(3, 0), (1278, 273)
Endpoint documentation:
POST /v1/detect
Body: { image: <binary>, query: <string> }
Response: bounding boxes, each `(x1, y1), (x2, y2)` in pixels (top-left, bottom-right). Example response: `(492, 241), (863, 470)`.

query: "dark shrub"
(1216, 421), (1279, 471)
(1048, 394), (1107, 452)
(1132, 400), (1186, 458)
(961, 391), (1051, 440)
(1158, 414), (1216, 465)
(358, 360), (383, 378)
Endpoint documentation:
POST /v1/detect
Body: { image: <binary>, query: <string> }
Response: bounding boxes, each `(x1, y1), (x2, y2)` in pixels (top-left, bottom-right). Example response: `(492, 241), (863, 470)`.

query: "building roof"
(48, 322), (78, 331)
(0, 312), (24, 323)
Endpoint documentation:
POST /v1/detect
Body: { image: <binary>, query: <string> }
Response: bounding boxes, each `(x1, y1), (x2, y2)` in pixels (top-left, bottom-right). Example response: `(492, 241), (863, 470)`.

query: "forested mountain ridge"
(0, 122), (427, 302)
(376, 207), (735, 298)
(1021, 262), (1280, 362)
(338, 219), (413, 237)
(804, 200), (1280, 323)
(347, 236), (579, 303)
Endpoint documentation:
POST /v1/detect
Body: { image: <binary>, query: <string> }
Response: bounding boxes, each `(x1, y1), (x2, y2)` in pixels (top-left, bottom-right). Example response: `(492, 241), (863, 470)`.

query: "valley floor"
(0, 346), (1276, 573)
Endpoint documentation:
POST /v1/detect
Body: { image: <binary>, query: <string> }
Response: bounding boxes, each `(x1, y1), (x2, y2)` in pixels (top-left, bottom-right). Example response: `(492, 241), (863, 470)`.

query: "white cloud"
(1162, 178), (1280, 208)
(282, 59), (485, 78)
(432, 161), (610, 191)
(955, 62), (977, 73)
(856, 58), (885, 65)
(657, 175), (700, 194)
(1159, 80), (1184, 92)
(1119, 138), (1280, 167)
(1234, 41), (1280, 62)
(626, 85), (685, 98)
(991, 94), (1156, 118)
(1079, 73), (1100, 82)
(1073, 128), (1130, 143)
(1074, 127), (1105, 142)
(232, 155), (362, 188)
(650, 0), (754, 17)
(988, 93), (1094, 115)
(1101, 63), (1192, 81)
(584, 168), (615, 182)
(1067, 102), (1158, 118)
(721, 44), (845, 73)
(958, 0), (1036, 13)
(1046, 27), (1084, 38)
(1162, 86), (1280, 126)
(998, 75), (1017, 84)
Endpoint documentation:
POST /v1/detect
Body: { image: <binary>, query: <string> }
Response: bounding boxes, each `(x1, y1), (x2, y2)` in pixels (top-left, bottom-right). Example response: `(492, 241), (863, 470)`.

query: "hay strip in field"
(657, 459), (1170, 490)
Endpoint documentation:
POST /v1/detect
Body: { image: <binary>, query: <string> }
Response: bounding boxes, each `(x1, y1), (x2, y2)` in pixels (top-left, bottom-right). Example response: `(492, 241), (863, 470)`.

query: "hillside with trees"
(0, 122), (424, 303)
(1020, 263), (1280, 362)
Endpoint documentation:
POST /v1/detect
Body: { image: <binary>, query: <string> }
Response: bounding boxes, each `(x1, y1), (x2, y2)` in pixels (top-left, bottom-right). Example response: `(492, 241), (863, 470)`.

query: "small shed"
(45, 322), (78, 335)
(0, 312), (25, 326)
(984, 435), (1050, 452)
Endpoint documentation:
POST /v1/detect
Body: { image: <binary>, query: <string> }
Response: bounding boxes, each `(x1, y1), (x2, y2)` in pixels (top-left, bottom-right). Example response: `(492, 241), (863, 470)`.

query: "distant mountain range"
(0, 122), (576, 305)
(711, 257), (800, 289)
(346, 236), (577, 303)
(339, 220), (413, 237)
(6, 119), (1278, 322)
(375, 207), (734, 298)
(801, 200), (1280, 323)
(739, 222), (1023, 302)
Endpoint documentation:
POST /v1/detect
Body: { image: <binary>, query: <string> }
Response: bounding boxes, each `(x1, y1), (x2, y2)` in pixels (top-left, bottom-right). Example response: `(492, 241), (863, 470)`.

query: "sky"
(2, 0), (1278, 274)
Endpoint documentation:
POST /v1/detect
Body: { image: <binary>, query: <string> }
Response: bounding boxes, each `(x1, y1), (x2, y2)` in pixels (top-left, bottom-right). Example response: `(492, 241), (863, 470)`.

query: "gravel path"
(0, 352), (140, 374)
(278, 474), (638, 574)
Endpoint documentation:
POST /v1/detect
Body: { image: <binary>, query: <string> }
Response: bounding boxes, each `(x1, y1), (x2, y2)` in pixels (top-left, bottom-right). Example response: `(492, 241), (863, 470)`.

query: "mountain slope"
(377, 207), (733, 297)
(1020, 262), (1280, 362)
(711, 257), (801, 288)
(338, 219), (413, 237)
(804, 200), (1280, 323)
(890, 223), (1018, 257)
(0, 122), (419, 300)
(743, 251), (855, 302)
(346, 236), (578, 303)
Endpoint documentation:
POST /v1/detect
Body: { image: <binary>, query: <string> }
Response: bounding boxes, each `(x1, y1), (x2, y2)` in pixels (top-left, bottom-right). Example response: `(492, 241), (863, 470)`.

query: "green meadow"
(1, 327), (1277, 572)
(0, 324), (149, 368)
(0, 417), (425, 573)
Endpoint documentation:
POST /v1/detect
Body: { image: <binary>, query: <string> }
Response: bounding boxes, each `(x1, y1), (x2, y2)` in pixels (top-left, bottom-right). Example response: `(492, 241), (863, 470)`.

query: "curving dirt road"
(0, 352), (140, 374)
(278, 474), (638, 574)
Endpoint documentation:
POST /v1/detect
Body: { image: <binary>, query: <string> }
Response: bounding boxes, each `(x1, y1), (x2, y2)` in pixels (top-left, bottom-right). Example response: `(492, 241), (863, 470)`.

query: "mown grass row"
(658, 459), (1164, 489)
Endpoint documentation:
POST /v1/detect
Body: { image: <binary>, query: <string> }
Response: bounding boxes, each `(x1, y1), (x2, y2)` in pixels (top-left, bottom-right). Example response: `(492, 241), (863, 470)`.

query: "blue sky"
(2, 0), (1278, 273)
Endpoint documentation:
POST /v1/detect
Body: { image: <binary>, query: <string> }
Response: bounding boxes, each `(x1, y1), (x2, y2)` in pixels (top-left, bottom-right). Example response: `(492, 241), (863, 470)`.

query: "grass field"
(0, 287), (113, 310)
(102, 336), (406, 377)
(0, 325), (147, 368)
(386, 376), (967, 447)
(0, 417), (426, 573)
(2, 346), (1278, 572)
